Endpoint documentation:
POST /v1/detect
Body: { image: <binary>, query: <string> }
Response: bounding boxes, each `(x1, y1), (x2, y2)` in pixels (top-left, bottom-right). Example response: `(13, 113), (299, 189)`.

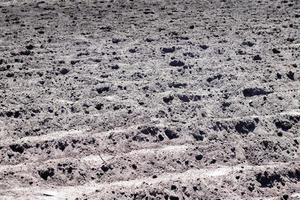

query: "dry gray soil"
(0, 0), (300, 199)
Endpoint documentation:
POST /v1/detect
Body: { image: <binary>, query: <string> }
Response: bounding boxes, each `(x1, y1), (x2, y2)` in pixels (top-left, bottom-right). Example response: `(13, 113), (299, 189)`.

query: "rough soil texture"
(0, 0), (300, 199)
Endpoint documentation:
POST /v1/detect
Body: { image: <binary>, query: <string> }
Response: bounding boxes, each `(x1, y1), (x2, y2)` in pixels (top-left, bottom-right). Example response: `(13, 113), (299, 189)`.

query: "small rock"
(6, 72), (14, 77)
(242, 41), (255, 47)
(192, 130), (206, 141)
(272, 48), (280, 54)
(161, 47), (175, 53)
(164, 129), (179, 139)
(253, 55), (262, 61)
(235, 120), (256, 134)
(60, 68), (69, 75)
(111, 65), (119, 70)
(95, 103), (103, 110)
(274, 120), (293, 131)
(25, 44), (34, 50)
(112, 38), (121, 44)
(178, 94), (190, 102)
(19, 50), (31, 56)
(169, 196), (179, 200)
(9, 144), (24, 153)
(38, 168), (55, 180)
(243, 88), (271, 97)
(287, 71), (295, 80)
(129, 48), (136, 53)
(195, 154), (203, 160)
(169, 60), (185, 67)
(101, 165), (110, 172)
(207, 74), (222, 83)
(255, 171), (283, 188)
(163, 95), (174, 104)
(200, 44), (209, 50)
(140, 127), (159, 136)
(96, 87), (110, 94)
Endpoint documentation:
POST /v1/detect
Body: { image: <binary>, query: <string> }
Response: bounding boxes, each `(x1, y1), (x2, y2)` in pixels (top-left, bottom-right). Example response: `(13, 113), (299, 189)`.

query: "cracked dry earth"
(0, 0), (300, 199)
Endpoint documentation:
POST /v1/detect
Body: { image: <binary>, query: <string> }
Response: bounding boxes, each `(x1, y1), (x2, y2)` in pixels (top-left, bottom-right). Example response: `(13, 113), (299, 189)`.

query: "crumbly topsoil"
(0, 0), (299, 199)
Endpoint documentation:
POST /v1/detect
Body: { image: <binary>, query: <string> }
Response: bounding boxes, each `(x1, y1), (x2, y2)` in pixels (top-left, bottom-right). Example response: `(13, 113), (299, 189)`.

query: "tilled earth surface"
(0, 0), (300, 199)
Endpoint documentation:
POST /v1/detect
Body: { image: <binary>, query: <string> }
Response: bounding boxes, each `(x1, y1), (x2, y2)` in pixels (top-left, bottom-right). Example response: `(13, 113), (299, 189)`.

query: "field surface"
(0, 0), (299, 199)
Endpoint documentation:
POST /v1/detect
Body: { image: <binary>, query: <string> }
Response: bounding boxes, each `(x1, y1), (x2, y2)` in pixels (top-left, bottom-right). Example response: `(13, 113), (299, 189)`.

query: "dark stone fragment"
(207, 74), (222, 83)
(145, 38), (154, 42)
(195, 154), (203, 160)
(236, 49), (246, 55)
(0, 59), (5, 65)
(9, 144), (24, 153)
(164, 129), (179, 139)
(6, 111), (14, 117)
(111, 65), (119, 70)
(22, 143), (31, 149)
(235, 120), (256, 134)
(101, 165), (109, 172)
(60, 68), (69, 75)
(96, 87), (110, 94)
(253, 55), (262, 60)
(192, 130), (206, 141)
(26, 44), (34, 50)
(38, 168), (55, 180)
(283, 194), (289, 200)
(274, 120), (293, 131)
(199, 45), (209, 49)
(163, 95), (174, 104)
(248, 184), (255, 192)
(177, 36), (189, 40)
(276, 73), (282, 79)
(221, 102), (231, 111)
(272, 48), (280, 54)
(70, 60), (80, 65)
(6, 72), (14, 77)
(192, 95), (202, 101)
(100, 26), (112, 32)
(19, 50), (32, 56)
(132, 164), (137, 170)
(242, 88), (271, 97)
(129, 48), (136, 53)
(161, 47), (175, 53)
(242, 41), (255, 47)
(287, 169), (300, 182)
(178, 94), (190, 102)
(169, 196), (179, 200)
(57, 141), (68, 151)
(112, 38), (121, 44)
(256, 171), (284, 188)
(95, 103), (103, 110)
(158, 134), (164, 141)
(287, 71), (295, 80)
(144, 11), (154, 14)
(168, 82), (187, 88)
(141, 127), (159, 136)
(14, 111), (21, 118)
(169, 60), (185, 67)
